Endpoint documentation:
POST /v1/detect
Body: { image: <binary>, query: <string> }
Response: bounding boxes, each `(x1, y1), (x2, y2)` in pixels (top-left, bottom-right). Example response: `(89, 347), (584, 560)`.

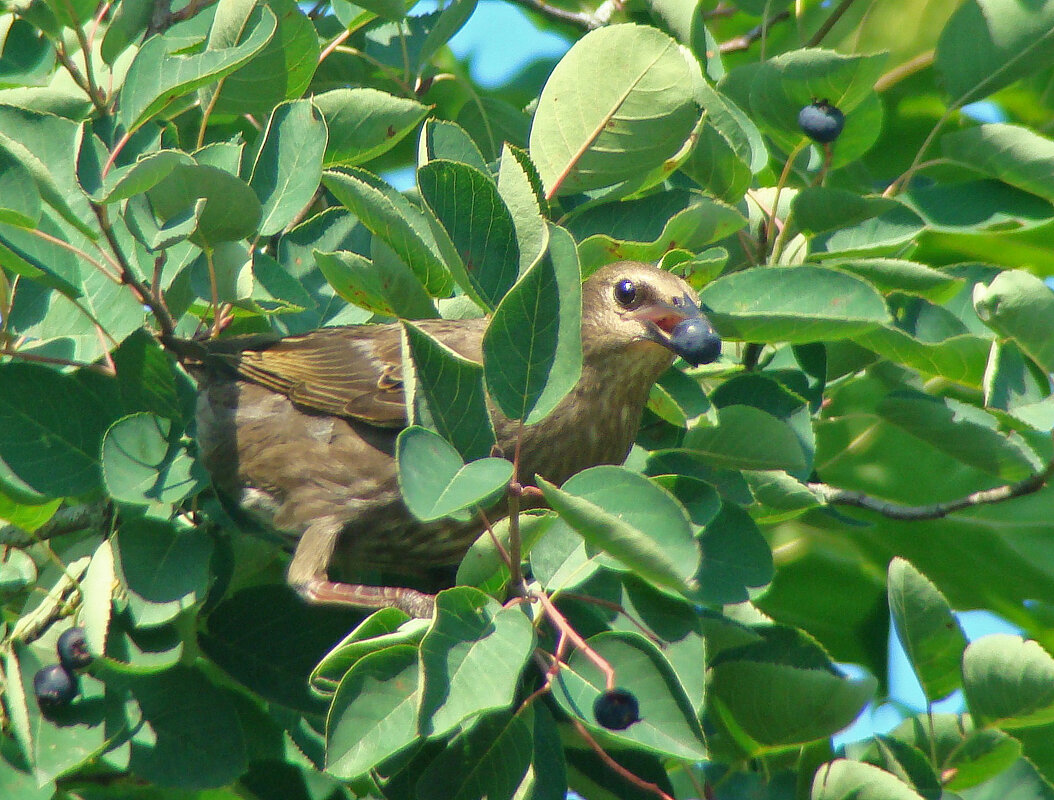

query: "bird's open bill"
(630, 291), (722, 366)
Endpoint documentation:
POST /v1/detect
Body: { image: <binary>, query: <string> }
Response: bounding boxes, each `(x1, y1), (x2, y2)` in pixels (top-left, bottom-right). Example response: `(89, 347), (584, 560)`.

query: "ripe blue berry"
(670, 316), (721, 366)
(798, 100), (845, 144)
(57, 626), (92, 671)
(34, 664), (77, 711)
(593, 688), (640, 730)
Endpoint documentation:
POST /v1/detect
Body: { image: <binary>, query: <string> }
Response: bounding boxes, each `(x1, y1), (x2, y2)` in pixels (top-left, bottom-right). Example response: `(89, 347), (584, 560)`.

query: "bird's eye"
(614, 279), (636, 306)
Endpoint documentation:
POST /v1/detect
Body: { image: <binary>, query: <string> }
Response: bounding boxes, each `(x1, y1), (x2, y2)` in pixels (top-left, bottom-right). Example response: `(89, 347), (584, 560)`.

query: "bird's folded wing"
(233, 325), (408, 427)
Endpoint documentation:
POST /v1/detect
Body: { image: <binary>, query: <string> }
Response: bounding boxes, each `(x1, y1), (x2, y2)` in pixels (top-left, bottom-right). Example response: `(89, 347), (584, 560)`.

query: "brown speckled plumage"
(189, 261), (718, 616)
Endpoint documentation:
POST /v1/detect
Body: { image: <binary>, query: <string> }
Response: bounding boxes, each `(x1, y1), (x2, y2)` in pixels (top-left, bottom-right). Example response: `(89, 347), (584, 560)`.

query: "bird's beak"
(629, 292), (721, 367)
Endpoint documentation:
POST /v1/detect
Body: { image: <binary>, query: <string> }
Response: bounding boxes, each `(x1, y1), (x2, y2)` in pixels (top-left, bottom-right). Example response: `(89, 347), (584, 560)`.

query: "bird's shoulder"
(214, 318), (488, 427)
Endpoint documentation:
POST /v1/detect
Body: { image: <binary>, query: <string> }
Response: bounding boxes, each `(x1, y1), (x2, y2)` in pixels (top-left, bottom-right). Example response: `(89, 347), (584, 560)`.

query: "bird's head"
(581, 261), (721, 375)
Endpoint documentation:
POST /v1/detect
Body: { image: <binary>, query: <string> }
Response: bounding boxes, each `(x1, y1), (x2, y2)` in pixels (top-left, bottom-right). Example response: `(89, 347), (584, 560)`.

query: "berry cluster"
(33, 626), (92, 713)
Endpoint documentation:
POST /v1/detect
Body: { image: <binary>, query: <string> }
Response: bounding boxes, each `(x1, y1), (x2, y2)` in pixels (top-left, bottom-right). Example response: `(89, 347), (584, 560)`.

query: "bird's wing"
(233, 325), (409, 426)
(216, 318), (489, 428)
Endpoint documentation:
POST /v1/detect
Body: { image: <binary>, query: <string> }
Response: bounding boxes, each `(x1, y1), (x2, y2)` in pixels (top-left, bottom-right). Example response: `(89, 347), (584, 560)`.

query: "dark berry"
(593, 688), (640, 730)
(57, 626), (92, 671)
(33, 664), (77, 711)
(669, 316), (721, 366)
(798, 99), (845, 144)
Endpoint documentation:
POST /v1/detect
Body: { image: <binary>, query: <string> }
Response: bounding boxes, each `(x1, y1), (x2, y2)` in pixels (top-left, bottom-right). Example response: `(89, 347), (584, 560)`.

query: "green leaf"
(416, 703), (565, 800)
(901, 180), (1054, 233)
(942, 123), (1054, 201)
(122, 666), (248, 789)
(811, 200), (925, 258)
(884, 713), (1022, 791)
(315, 248), (437, 319)
(404, 322), (496, 462)
(396, 426), (512, 521)
(119, 0), (277, 131)
(692, 502), (774, 604)
(974, 269), (1054, 373)
(0, 364), (112, 497)
(310, 609), (426, 697)
(870, 736), (941, 800)
(315, 88), (429, 167)
(244, 100), (327, 236)
(950, 759), (1054, 800)
(114, 517), (212, 628)
(985, 339), (1050, 417)
(570, 571), (710, 717)
(710, 630), (877, 753)
(571, 189), (746, 275)
(936, 0), (1054, 107)
(880, 389), (1043, 478)
(482, 223), (582, 423)
(529, 24), (700, 196)
(101, 412), (208, 506)
(820, 258), (963, 302)
(855, 326), (990, 388)
(497, 144), (549, 276)
(198, 0), (319, 117)
(793, 189), (900, 236)
(812, 760), (925, 800)
(323, 167), (453, 296)
(416, 0), (478, 72)
(146, 163), (262, 245)
(549, 631), (708, 761)
(200, 585), (361, 713)
(963, 634), (1054, 728)
(101, 0), (153, 64)
(685, 405), (809, 472)
(11, 643), (113, 785)
(699, 265), (891, 342)
(99, 609), (184, 675)
(417, 588), (535, 737)
(0, 150), (41, 227)
(417, 159), (520, 308)
(887, 557), (968, 703)
(537, 466), (700, 595)
(748, 47), (887, 164)
(456, 511), (554, 592)
(418, 118), (489, 173)
(90, 150), (196, 205)
(326, 645), (421, 780)
(0, 105), (96, 238)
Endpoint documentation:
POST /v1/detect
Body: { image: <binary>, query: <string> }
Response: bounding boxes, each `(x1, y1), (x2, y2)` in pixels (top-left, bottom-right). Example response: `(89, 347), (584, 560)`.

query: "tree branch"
(718, 10), (790, 54)
(809, 459), (1054, 521)
(505, 0), (619, 31)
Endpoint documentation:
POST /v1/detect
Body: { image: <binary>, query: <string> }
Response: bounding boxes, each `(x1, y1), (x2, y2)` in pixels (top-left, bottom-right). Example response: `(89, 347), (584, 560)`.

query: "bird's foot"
(295, 577), (436, 618)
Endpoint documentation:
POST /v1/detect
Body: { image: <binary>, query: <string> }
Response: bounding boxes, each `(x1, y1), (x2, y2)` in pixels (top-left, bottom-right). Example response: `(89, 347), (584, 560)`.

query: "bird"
(179, 261), (721, 617)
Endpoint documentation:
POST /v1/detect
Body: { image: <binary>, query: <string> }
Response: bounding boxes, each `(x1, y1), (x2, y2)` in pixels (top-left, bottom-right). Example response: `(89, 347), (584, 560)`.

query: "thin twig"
(0, 350), (109, 373)
(532, 590), (616, 690)
(556, 593), (664, 646)
(1, 503), (108, 547)
(809, 457), (1054, 520)
(91, 203), (178, 339)
(505, 0), (613, 30)
(58, 0), (106, 112)
(570, 718), (676, 800)
(718, 10), (791, 54)
(805, 0), (857, 48)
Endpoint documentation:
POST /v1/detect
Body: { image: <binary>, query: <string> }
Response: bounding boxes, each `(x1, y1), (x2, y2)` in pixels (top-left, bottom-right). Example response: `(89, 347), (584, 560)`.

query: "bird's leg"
(287, 520), (436, 618)
(298, 578), (436, 618)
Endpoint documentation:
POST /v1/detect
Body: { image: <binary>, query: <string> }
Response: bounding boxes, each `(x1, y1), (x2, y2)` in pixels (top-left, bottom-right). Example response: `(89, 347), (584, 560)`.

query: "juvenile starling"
(188, 261), (720, 616)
